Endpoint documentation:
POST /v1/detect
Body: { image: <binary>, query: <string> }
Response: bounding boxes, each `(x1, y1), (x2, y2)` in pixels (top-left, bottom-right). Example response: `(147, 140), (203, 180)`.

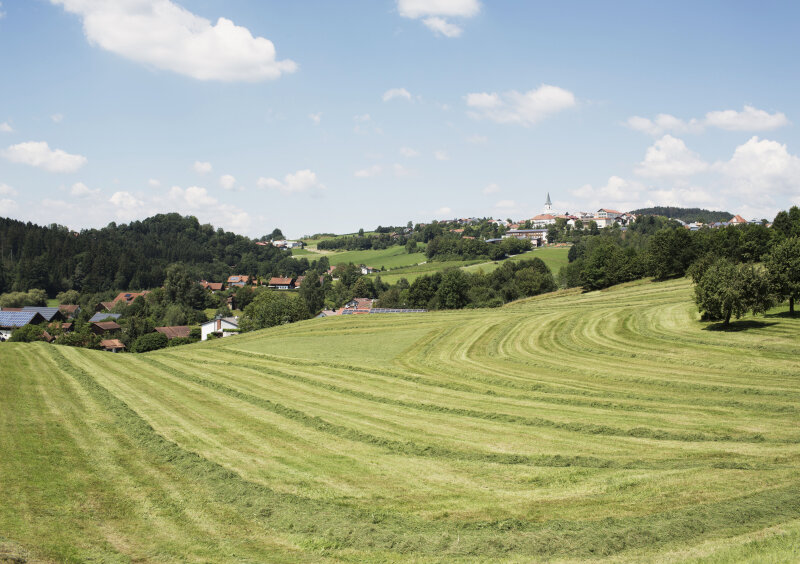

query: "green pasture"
(463, 245), (570, 277)
(2, 278), (800, 562)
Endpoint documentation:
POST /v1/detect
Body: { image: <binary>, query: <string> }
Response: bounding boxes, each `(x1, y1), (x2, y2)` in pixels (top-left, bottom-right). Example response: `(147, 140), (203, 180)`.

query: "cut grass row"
(2, 277), (799, 561)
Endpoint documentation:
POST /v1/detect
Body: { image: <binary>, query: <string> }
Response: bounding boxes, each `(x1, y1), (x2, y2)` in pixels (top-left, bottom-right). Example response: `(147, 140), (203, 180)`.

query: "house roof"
(21, 306), (62, 321)
(730, 214), (747, 223)
(227, 275), (250, 284)
(58, 304), (80, 315)
(202, 317), (238, 328)
(89, 312), (122, 323)
(92, 321), (121, 331)
(99, 301), (116, 311)
(346, 298), (374, 310)
(531, 214), (554, 221)
(269, 277), (294, 285)
(0, 310), (45, 328)
(100, 339), (125, 349)
(155, 326), (191, 339)
(599, 208), (622, 214)
(112, 291), (149, 305)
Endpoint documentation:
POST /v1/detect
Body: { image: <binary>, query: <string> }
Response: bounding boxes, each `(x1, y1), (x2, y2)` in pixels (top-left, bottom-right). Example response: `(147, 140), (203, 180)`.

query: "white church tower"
(543, 192), (553, 214)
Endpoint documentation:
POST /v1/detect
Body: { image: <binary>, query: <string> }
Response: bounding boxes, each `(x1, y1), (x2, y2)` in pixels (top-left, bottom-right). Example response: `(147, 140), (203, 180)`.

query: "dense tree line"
(425, 235), (531, 261)
(0, 213), (294, 295)
(630, 207), (734, 224)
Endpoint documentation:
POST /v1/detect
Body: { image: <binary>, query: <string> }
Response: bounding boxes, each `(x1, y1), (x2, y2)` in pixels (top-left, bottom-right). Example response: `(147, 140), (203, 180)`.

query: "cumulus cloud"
(482, 182), (499, 195)
(193, 160), (212, 174)
(627, 105), (788, 136)
(434, 150), (449, 161)
(354, 165), (382, 178)
(715, 136), (800, 197)
(109, 191), (143, 209)
(219, 174), (237, 190)
(166, 185), (251, 232)
(466, 84), (576, 126)
(635, 135), (708, 177)
(70, 181), (99, 197)
(382, 88), (412, 102)
(422, 17), (463, 37)
(705, 105), (789, 131)
(0, 2), (5, 19)
(257, 169), (325, 194)
(51, 0), (297, 82)
(397, 0), (480, 37)
(308, 112), (322, 125)
(0, 122), (13, 133)
(400, 146), (420, 157)
(0, 183), (16, 196)
(2, 141), (87, 173)
(625, 114), (702, 136)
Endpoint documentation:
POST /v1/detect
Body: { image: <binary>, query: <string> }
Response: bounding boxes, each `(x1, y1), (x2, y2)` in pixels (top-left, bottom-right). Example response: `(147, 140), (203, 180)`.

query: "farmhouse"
(0, 311), (46, 341)
(100, 339), (125, 353)
(155, 326), (192, 340)
(227, 275), (252, 287)
(98, 291), (150, 312)
(90, 321), (122, 335)
(199, 280), (224, 292)
(21, 306), (65, 322)
(268, 277), (295, 290)
(201, 317), (239, 341)
(89, 312), (122, 323)
(503, 229), (547, 246)
(58, 304), (81, 319)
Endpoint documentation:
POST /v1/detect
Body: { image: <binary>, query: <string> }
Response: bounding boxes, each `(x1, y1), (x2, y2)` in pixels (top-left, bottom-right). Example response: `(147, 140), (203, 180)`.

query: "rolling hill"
(2, 278), (799, 562)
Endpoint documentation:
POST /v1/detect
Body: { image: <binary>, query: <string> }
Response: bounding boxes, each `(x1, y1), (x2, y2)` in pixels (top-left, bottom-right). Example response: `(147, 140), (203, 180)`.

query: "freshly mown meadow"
(2, 278), (799, 562)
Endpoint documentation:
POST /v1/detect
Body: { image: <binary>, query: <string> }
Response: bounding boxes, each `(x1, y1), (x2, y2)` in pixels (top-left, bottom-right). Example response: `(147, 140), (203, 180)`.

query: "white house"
(201, 316), (239, 341)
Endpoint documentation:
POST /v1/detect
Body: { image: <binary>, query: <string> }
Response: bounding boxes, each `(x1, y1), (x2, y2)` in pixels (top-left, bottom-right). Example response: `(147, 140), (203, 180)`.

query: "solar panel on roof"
(0, 311), (40, 327)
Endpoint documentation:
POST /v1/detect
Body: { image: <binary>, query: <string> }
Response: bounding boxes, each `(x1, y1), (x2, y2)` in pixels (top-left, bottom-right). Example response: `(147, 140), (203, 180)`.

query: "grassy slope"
(462, 246), (570, 277)
(2, 278), (800, 562)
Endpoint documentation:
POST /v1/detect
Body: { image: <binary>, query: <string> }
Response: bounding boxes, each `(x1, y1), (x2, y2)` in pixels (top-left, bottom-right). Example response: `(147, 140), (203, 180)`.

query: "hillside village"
(0, 199), (784, 351)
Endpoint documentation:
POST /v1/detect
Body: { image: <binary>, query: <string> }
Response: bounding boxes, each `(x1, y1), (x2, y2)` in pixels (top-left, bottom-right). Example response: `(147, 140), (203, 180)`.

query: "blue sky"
(1, 0), (799, 237)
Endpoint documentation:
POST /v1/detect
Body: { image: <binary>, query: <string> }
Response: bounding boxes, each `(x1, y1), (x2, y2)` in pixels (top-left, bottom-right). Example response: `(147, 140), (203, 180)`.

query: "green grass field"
(463, 246), (571, 277)
(3, 278), (800, 562)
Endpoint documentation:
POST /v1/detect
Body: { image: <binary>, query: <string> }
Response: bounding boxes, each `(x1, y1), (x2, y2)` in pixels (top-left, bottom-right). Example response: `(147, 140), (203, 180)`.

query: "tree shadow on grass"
(703, 320), (778, 332)
(764, 311), (799, 319)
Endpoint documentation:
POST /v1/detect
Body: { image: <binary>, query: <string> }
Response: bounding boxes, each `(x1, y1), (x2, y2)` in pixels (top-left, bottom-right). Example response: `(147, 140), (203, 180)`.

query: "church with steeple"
(543, 192), (553, 214)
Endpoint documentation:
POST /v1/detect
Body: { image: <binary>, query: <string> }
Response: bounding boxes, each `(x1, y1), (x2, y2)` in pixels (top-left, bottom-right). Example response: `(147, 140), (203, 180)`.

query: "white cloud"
(635, 135), (708, 177)
(466, 134), (488, 145)
(0, 183), (16, 196)
(421, 17), (463, 37)
(466, 84), (576, 126)
(193, 160), (212, 174)
(483, 182), (499, 195)
(400, 146), (420, 157)
(627, 105), (788, 136)
(70, 181), (99, 197)
(434, 150), (449, 161)
(434, 206), (453, 216)
(52, 0), (297, 82)
(165, 185), (251, 232)
(51, 113), (64, 123)
(169, 185), (216, 208)
(705, 105), (789, 131)
(397, 0), (480, 37)
(397, 0), (480, 18)
(0, 122), (13, 133)
(148, 178), (161, 187)
(354, 165), (382, 178)
(571, 176), (644, 212)
(219, 174), (236, 190)
(0, 199), (17, 214)
(2, 141), (87, 173)
(625, 114), (701, 136)
(649, 186), (715, 207)
(354, 113), (371, 122)
(382, 88), (412, 102)
(109, 191), (142, 209)
(0, 2), (5, 19)
(308, 112), (322, 125)
(716, 136), (800, 197)
(257, 169), (325, 194)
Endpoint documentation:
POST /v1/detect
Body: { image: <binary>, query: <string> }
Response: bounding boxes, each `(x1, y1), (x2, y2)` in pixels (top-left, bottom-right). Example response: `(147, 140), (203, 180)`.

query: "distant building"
(227, 275), (251, 287)
(503, 229), (547, 246)
(155, 326), (192, 340)
(268, 277), (295, 290)
(0, 311), (46, 341)
(201, 317), (239, 341)
(729, 214), (748, 225)
(100, 339), (125, 353)
(97, 291), (150, 312)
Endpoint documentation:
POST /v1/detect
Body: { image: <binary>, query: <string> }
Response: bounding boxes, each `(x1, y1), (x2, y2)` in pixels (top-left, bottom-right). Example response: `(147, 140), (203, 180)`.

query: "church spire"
(543, 192), (553, 214)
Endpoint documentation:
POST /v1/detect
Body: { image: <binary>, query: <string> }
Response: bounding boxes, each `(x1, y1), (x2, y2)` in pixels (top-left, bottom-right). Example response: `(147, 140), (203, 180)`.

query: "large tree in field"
(765, 237), (800, 315)
(694, 259), (774, 325)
